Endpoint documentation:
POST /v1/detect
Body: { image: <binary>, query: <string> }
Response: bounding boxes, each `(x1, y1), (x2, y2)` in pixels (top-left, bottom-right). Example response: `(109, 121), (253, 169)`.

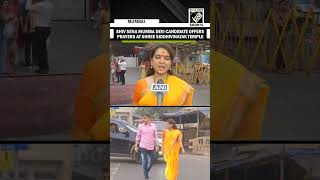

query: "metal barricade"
(213, 2), (320, 74)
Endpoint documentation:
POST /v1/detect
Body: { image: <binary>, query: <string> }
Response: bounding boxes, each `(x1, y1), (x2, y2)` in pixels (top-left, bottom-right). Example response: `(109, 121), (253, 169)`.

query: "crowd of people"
(0, 0), (53, 75)
(111, 58), (127, 85)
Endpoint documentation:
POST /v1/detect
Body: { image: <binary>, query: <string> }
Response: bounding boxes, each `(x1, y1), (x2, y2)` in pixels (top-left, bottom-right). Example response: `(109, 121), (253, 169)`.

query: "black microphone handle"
(157, 92), (163, 106)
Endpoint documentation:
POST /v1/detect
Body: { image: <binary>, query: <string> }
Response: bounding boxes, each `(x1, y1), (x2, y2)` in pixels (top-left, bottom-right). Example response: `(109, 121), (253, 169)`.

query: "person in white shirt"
(25, 0), (53, 74)
(118, 59), (127, 85)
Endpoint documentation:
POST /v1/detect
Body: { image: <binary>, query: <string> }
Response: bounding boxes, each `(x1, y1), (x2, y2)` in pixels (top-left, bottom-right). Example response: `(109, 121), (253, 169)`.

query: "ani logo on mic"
(151, 79), (169, 106)
(151, 84), (169, 92)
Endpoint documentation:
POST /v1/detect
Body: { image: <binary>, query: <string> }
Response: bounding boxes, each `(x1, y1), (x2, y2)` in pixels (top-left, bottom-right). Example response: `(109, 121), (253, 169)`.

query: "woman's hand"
(181, 148), (185, 154)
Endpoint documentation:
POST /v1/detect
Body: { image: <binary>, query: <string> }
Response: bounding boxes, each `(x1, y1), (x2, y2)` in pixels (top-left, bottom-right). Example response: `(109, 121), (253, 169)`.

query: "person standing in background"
(22, 10), (33, 67)
(25, 0), (53, 74)
(115, 59), (121, 84)
(118, 59), (127, 85)
(97, 0), (108, 54)
(3, 0), (18, 74)
(139, 62), (146, 79)
(110, 59), (117, 84)
(17, 0), (33, 68)
(0, 3), (6, 74)
(15, 0), (25, 67)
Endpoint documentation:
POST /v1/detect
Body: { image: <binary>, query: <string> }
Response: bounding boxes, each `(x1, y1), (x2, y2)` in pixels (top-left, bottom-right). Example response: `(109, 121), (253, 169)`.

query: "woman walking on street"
(162, 119), (185, 180)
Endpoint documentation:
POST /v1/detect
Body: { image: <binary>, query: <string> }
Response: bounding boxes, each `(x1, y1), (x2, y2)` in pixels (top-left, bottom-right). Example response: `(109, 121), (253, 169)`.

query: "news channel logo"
(188, 8), (204, 25)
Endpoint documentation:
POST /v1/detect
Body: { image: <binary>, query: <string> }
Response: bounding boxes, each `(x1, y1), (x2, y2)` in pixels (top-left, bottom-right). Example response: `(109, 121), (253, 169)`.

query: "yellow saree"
(162, 129), (182, 180)
(132, 75), (194, 106)
(212, 51), (269, 140)
(73, 54), (108, 140)
(89, 112), (108, 140)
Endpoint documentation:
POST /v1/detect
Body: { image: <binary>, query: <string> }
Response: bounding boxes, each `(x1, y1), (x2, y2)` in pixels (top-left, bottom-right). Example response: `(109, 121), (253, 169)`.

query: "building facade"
(0, 144), (72, 180)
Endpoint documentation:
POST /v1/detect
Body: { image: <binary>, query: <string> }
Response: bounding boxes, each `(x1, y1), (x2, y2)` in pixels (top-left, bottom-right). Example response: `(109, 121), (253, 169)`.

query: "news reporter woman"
(132, 43), (194, 106)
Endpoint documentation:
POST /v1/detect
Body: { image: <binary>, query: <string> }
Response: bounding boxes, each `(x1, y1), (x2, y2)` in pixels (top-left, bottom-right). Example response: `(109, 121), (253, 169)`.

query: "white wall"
(123, 57), (137, 68)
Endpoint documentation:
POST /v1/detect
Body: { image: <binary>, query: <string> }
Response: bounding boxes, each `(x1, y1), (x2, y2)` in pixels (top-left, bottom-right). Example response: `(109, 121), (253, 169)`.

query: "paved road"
(73, 165), (105, 180)
(0, 21), (99, 140)
(110, 154), (210, 180)
(260, 72), (320, 140)
(0, 74), (80, 139)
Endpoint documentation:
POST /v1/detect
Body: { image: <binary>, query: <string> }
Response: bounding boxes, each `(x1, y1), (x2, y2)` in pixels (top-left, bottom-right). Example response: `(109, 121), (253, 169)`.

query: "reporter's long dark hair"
(167, 118), (178, 129)
(143, 43), (175, 77)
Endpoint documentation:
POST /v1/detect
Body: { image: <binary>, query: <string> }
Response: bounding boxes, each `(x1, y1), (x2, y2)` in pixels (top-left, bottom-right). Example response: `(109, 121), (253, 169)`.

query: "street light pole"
(196, 107), (200, 137)
(280, 144), (286, 180)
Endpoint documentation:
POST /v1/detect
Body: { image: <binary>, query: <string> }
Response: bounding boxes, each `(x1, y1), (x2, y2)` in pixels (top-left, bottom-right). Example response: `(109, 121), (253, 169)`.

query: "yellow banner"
(0, 151), (14, 171)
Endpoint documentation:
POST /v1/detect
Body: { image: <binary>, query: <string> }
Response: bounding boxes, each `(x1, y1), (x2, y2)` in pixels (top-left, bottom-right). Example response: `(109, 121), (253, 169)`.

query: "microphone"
(150, 79), (169, 106)
(156, 79), (164, 106)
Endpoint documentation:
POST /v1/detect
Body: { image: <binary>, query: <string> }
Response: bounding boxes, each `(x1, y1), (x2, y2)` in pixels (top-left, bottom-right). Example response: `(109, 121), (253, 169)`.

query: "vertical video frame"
(110, 0), (211, 179)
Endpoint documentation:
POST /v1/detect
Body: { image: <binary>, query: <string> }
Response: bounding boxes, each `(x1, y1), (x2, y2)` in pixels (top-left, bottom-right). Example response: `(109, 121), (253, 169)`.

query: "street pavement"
(73, 165), (105, 180)
(0, 74), (80, 139)
(0, 21), (99, 139)
(110, 68), (210, 106)
(260, 72), (320, 140)
(110, 154), (210, 180)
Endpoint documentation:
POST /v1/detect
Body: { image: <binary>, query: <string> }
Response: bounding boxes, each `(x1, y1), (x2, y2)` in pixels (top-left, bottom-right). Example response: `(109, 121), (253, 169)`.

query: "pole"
(196, 107), (200, 137)
(14, 150), (19, 179)
(179, 115), (182, 148)
(176, 44), (178, 57)
(280, 144), (285, 180)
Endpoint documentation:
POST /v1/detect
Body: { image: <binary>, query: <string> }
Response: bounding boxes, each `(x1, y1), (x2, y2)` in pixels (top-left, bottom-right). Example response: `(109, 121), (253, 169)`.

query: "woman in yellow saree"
(73, 53), (108, 140)
(132, 43), (194, 106)
(212, 51), (269, 140)
(162, 119), (185, 180)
